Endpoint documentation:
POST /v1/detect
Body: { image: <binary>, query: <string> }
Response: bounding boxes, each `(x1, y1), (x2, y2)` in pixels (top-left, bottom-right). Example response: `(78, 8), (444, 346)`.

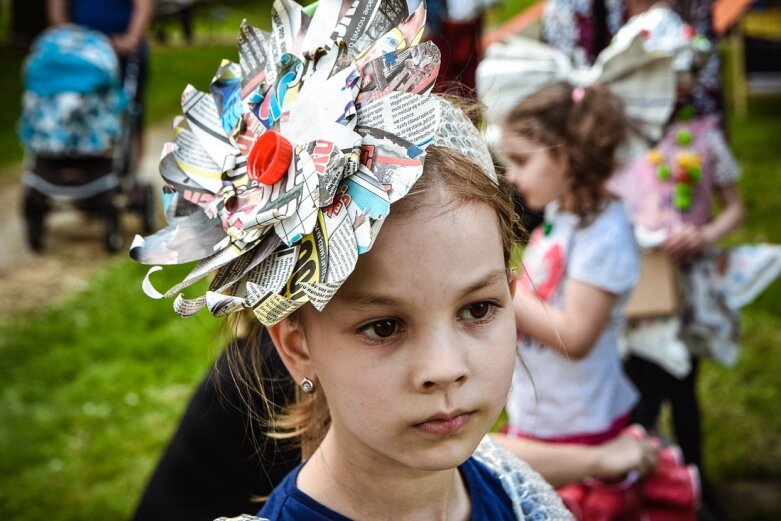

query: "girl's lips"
(414, 412), (473, 435)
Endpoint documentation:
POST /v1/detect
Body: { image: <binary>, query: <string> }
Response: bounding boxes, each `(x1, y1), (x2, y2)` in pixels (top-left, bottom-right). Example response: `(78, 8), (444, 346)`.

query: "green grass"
(0, 259), (221, 519)
(699, 96), (781, 484)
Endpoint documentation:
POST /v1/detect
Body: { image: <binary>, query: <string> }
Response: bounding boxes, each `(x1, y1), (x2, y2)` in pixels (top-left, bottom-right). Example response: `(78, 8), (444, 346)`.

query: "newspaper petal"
(160, 152), (217, 213)
(173, 294), (208, 317)
(256, 53), (304, 129)
(172, 121), (224, 193)
(359, 40), (440, 100)
(244, 244), (299, 294)
(274, 149), (321, 244)
(343, 169), (390, 220)
(181, 86), (239, 169)
(318, 205), (359, 282)
(238, 21), (273, 94)
(141, 265), (166, 299)
(356, 91), (440, 151)
(353, 0), (427, 69)
(210, 60), (244, 135)
(300, 0), (351, 54)
(333, 0), (419, 64)
(209, 234), (283, 292)
(358, 136), (424, 203)
(207, 291), (247, 317)
(268, 0), (310, 74)
(281, 46), (360, 142)
(300, 281), (343, 311)
(130, 210), (227, 264)
(252, 292), (305, 326)
(299, 140), (347, 206)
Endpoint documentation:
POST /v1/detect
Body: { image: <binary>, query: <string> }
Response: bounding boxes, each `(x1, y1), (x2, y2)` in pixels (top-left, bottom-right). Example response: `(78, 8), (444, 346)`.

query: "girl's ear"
(267, 317), (315, 386)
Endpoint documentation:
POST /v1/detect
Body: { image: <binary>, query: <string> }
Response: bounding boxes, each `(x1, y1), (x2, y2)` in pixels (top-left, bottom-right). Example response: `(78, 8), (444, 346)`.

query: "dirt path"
(0, 125), (169, 317)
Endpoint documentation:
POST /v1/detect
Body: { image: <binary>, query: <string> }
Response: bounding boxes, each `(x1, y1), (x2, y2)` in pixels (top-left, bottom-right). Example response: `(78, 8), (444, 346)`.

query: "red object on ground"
(247, 131), (292, 185)
(547, 426), (701, 520)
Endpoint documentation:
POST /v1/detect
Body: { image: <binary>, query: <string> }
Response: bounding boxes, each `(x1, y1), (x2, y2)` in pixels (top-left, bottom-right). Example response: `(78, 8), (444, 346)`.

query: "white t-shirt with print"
(507, 200), (640, 439)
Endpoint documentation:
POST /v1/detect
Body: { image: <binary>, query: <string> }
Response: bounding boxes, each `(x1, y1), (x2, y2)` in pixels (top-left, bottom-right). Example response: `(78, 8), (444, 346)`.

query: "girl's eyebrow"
(342, 268), (508, 309)
(455, 268), (509, 301)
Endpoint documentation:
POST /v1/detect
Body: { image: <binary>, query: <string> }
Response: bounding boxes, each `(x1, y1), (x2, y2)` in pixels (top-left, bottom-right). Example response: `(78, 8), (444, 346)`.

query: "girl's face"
(299, 199), (516, 473)
(501, 133), (569, 211)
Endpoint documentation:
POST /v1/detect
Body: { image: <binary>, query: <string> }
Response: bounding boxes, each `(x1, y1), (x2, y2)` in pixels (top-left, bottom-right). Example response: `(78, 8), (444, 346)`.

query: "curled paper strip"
(133, 0), (498, 326)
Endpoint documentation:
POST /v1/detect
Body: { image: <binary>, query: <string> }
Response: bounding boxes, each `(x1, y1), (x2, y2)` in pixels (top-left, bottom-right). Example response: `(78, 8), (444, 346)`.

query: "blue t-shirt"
(259, 456), (514, 520)
(71, 0), (133, 35)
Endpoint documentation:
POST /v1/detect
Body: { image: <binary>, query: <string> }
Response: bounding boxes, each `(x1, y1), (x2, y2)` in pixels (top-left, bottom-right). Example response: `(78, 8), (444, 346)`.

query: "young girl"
(499, 82), (640, 446)
(131, 1), (570, 519)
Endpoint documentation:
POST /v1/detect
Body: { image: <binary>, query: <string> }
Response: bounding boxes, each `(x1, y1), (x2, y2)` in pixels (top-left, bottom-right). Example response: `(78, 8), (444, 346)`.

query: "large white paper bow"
(476, 33), (677, 150)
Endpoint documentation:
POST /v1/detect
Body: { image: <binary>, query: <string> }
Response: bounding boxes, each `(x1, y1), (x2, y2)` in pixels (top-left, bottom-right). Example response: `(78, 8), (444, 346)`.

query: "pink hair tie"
(571, 86), (586, 103)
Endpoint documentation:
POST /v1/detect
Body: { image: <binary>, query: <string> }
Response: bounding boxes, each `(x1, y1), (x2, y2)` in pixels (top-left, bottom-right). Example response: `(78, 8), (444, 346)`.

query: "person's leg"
(669, 357), (701, 467)
(624, 354), (669, 430)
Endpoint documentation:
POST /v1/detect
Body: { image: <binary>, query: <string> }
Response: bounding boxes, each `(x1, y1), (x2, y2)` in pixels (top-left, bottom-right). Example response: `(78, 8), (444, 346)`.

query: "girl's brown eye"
(372, 320), (397, 337)
(463, 302), (492, 320)
(360, 319), (400, 340)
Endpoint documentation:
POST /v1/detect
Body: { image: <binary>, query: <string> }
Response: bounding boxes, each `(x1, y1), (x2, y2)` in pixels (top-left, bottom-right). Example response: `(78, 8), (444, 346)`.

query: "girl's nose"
(412, 329), (470, 392)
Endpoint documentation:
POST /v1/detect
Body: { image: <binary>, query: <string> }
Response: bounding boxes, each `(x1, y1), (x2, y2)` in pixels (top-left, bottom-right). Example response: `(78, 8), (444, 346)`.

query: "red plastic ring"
(247, 131), (293, 185)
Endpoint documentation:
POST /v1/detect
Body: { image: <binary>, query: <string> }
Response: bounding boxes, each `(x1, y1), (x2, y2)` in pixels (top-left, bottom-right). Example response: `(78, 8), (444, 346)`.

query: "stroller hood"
(24, 25), (122, 96)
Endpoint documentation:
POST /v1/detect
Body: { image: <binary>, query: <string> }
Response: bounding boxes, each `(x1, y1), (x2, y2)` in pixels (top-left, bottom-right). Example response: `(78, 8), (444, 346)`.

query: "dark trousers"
(624, 354), (702, 469)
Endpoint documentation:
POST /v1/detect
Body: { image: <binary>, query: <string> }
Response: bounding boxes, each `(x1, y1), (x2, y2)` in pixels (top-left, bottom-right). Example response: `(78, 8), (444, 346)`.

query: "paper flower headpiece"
(131, 0), (495, 326)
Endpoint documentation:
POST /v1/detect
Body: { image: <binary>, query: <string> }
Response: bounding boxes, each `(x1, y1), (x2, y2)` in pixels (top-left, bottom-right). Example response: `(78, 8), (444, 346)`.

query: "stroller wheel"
(104, 202), (123, 253)
(140, 183), (157, 234)
(24, 189), (47, 252)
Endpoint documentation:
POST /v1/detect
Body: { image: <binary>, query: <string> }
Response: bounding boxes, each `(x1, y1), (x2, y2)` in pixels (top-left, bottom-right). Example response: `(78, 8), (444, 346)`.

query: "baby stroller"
(19, 25), (155, 252)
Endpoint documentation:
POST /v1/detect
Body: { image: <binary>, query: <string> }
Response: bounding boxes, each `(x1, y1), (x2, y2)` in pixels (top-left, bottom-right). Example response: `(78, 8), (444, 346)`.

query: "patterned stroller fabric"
(19, 25), (127, 156)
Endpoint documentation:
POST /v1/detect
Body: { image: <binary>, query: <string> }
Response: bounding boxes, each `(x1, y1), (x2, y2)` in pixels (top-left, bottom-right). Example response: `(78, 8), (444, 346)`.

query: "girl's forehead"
(332, 202), (506, 303)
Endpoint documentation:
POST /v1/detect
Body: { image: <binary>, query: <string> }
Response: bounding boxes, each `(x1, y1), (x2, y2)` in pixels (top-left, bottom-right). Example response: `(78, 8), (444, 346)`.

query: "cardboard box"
(625, 250), (680, 318)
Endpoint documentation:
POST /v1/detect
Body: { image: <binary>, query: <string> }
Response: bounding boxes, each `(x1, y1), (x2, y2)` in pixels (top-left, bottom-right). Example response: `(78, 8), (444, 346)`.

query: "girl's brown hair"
(226, 145), (518, 459)
(503, 81), (627, 221)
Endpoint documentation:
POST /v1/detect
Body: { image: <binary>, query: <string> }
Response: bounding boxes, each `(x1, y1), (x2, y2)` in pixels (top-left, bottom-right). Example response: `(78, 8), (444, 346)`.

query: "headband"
(476, 32), (678, 148)
(131, 0), (495, 326)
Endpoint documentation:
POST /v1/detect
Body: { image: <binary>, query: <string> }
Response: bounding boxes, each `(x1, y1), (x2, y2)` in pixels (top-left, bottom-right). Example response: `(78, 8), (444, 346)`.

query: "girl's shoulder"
(474, 437), (574, 520)
(578, 200), (633, 238)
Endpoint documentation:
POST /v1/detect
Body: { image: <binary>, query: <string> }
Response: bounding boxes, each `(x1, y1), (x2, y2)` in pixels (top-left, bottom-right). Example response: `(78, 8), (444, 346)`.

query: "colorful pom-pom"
(657, 163), (671, 181)
(647, 149), (664, 166)
(676, 129), (693, 146)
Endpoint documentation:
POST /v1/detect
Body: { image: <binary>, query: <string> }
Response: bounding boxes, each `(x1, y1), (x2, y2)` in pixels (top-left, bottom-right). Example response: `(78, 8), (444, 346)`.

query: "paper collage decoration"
(131, 0), (495, 326)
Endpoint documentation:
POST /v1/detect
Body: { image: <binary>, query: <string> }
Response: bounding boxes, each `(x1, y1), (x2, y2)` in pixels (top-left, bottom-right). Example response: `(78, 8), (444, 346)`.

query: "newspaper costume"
(608, 5), (781, 376)
(131, 0), (495, 327)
